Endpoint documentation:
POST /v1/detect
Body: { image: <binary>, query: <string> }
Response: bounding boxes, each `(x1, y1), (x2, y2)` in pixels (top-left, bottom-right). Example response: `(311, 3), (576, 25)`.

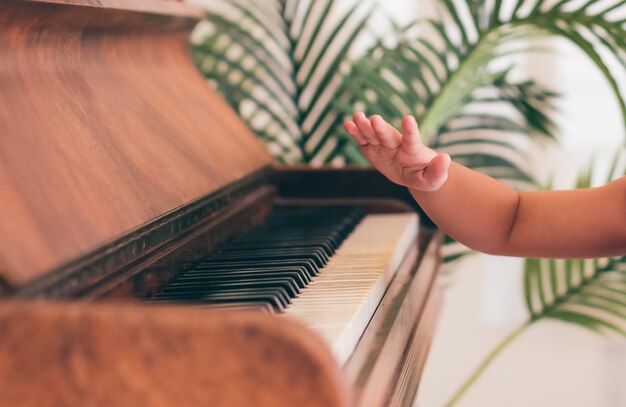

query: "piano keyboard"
(152, 205), (418, 362)
(283, 213), (418, 363)
(153, 206), (364, 310)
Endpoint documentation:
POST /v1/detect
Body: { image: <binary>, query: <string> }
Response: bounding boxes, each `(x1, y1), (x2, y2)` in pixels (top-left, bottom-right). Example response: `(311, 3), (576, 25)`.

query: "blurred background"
(404, 1), (626, 407)
(377, 3), (626, 407)
(189, 0), (625, 405)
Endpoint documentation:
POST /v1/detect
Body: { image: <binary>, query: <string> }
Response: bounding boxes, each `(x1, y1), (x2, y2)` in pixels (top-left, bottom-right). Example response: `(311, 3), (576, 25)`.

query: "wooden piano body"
(0, 1), (443, 405)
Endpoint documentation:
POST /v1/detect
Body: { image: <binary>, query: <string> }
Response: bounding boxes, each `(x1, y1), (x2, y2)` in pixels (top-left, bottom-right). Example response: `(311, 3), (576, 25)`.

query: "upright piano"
(0, 0), (443, 405)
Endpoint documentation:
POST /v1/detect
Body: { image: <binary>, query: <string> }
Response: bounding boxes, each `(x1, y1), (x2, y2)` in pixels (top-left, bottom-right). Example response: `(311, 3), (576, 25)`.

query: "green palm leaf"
(192, 0), (373, 164)
(345, 0), (625, 173)
(525, 256), (626, 336)
(194, 0), (624, 169)
(340, 35), (558, 201)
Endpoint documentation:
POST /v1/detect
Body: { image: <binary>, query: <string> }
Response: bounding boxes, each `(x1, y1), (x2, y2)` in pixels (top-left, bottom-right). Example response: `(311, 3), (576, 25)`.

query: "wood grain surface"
(345, 230), (442, 406)
(0, 302), (348, 406)
(0, 0), (273, 285)
(20, 0), (204, 19)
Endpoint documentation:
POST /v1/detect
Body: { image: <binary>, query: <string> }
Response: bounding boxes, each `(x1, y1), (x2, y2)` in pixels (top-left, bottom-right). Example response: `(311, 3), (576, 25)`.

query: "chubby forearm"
(409, 162), (521, 254)
(411, 163), (626, 258)
(505, 178), (626, 257)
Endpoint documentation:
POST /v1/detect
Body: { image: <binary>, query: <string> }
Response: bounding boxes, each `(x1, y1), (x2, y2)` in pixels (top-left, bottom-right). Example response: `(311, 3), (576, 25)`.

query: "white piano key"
(282, 213), (418, 364)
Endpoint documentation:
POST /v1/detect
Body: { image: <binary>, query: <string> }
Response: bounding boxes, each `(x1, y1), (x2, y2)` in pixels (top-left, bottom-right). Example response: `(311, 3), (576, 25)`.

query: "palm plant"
(191, 0), (625, 167)
(347, 0), (626, 143)
(190, 0), (374, 164)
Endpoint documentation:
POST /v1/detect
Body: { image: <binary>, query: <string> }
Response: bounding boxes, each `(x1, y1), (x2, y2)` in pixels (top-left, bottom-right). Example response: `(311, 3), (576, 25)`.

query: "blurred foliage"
(191, 0), (625, 172)
(191, 0), (373, 164)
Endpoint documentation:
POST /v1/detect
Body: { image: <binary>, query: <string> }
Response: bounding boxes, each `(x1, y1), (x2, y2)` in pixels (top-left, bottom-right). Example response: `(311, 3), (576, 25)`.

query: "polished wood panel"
(388, 280), (443, 406)
(93, 185), (276, 301)
(0, 302), (348, 406)
(345, 230), (442, 406)
(0, 0), (273, 285)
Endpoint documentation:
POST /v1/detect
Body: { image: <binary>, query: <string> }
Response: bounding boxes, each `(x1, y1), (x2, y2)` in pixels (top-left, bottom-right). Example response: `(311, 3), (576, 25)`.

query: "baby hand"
(343, 113), (451, 191)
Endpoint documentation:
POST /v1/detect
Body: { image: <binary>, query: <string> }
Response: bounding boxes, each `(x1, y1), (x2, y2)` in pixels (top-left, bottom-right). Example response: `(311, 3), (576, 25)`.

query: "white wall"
(417, 255), (626, 407)
(524, 36), (624, 188)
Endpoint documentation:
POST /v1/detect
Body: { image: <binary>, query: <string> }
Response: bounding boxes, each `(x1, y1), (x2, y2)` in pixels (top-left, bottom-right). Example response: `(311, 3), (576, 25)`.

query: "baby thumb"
(424, 153), (451, 190)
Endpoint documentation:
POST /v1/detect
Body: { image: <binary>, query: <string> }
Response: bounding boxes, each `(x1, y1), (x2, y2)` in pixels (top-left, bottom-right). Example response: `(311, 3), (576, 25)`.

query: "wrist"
(407, 179), (447, 193)
(405, 152), (451, 192)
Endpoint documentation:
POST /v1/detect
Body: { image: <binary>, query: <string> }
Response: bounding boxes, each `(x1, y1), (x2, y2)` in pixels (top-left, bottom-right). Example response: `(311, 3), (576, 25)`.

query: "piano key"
(152, 205), (364, 310)
(162, 277), (301, 298)
(282, 212), (418, 364)
(159, 288), (289, 311)
(193, 260), (316, 281)
(219, 241), (336, 257)
(208, 248), (328, 269)
(192, 261), (314, 283)
(175, 268), (307, 289)
(151, 301), (275, 313)
(152, 206), (419, 366)
(233, 233), (342, 249)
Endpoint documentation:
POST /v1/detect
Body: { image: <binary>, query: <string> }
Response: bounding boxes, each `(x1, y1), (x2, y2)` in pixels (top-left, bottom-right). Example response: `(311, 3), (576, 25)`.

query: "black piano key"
(157, 288), (289, 311)
(152, 301), (274, 313)
(239, 223), (359, 240)
(208, 249), (327, 269)
(205, 289), (289, 310)
(193, 260), (316, 280)
(222, 236), (338, 256)
(161, 281), (296, 304)
(177, 268), (307, 289)
(163, 276), (301, 298)
(200, 303), (275, 313)
(192, 292), (287, 311)
(150, 205), (365, 312)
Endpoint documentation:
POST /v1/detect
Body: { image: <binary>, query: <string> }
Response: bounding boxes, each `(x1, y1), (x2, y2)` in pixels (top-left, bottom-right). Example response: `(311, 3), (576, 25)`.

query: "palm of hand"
(360, 144), (430, 187)
(344, 113), (449, 191)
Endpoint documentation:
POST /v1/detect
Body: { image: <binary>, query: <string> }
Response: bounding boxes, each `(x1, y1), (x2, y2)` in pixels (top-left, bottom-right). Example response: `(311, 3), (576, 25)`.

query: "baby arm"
(344, 113), (626, 258)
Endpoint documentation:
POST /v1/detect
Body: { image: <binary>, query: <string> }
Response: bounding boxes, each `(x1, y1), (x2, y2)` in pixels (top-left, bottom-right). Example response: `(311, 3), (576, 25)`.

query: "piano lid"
(0, 0), (273, 288)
